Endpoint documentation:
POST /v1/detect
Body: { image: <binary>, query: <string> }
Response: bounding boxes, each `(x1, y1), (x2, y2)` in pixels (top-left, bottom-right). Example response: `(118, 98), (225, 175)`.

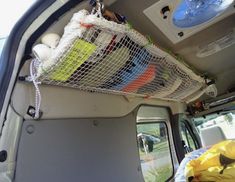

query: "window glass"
(137, 123), (173, 182)
(0, 0), (36, 56)
(180, 122), (196, 154)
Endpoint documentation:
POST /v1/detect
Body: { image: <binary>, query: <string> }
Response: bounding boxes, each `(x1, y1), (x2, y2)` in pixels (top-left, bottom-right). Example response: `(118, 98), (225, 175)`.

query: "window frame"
(0, 37), (6, 55)
(180, 120), (200, 151)
(136, 121), (175, 182)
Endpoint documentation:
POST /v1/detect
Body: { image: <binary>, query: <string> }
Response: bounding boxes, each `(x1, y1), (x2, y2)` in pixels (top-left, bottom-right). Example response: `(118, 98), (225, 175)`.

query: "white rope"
(30, 59), (41, 119)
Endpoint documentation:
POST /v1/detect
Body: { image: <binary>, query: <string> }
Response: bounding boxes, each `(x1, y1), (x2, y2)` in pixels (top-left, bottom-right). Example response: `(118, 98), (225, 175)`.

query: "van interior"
(0, 0), (235, 181)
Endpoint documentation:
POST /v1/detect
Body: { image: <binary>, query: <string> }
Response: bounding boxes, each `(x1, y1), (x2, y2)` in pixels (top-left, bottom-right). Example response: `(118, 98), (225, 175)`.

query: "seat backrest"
(200, 126), (226, 147)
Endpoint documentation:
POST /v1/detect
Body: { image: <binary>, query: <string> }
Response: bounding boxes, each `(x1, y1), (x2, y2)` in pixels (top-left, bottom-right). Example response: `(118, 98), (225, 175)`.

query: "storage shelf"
(33, 10), (206, 102)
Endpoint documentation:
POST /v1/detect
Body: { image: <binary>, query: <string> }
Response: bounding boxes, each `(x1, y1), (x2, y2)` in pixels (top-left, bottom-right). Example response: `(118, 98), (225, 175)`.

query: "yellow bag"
(185, 140), (235, 182)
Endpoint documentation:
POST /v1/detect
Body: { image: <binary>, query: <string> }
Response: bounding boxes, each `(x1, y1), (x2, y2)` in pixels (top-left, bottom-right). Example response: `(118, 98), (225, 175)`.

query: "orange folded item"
(122, 64), (156, 93)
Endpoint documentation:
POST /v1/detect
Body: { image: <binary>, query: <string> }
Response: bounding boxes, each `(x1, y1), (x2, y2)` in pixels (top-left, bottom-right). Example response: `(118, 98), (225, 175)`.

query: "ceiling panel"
(110, 0), (235, 96)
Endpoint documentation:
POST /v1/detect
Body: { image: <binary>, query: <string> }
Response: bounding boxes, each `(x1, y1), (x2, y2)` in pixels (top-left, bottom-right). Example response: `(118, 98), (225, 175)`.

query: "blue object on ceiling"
(172, 0), (234, 28)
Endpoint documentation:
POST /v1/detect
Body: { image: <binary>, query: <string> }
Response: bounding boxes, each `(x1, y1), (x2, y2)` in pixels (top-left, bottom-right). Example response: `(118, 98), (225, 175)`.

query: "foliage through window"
(137, 122), (173, 182)
(180, 122), (197, 155)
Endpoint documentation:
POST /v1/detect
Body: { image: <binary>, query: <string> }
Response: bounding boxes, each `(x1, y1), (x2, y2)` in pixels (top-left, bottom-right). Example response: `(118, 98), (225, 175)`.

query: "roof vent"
(143, 0), (235, 44)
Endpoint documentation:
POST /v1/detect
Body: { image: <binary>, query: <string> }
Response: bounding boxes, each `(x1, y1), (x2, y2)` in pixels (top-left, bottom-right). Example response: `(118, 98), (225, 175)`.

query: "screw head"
(26, 125), (35, 134)
(93, 120), (99, 127)
(178, 32), (184, 37)
(28, 108), (35, 115)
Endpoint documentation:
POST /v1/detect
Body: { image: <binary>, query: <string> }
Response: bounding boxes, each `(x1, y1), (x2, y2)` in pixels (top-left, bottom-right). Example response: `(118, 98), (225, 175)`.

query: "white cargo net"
(33, 9), (206, 103)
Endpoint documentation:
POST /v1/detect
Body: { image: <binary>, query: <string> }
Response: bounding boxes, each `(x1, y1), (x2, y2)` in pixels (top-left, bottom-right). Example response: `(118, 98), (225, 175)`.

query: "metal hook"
(90, 0), (104, 18)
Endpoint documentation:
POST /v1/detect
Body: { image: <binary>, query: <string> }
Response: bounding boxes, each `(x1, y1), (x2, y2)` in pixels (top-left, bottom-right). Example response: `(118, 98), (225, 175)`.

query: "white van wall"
(14, 114), (144, 182)
(11, 83), (186, 119)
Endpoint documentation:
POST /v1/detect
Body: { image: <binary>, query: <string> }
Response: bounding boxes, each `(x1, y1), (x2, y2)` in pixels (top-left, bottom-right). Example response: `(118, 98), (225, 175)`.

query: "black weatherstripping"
(182, 119), (201, 149)
(0, 0), (83, 116)
(170, 114), (185, 162)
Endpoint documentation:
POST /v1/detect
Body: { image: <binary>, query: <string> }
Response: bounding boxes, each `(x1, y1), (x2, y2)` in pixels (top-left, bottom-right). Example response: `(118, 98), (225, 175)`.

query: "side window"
(0, 1), (36, 56)
(180, 122), (197, 154)
(137, 122), (173, 182)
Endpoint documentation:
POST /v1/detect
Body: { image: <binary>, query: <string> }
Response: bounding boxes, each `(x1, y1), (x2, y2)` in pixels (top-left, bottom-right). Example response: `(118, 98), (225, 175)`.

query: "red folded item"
(122, 64), (156, 93)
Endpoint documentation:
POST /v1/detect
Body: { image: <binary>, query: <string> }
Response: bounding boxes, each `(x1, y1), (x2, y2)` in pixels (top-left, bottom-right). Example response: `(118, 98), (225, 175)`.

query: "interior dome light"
(173, 0), (234, 28)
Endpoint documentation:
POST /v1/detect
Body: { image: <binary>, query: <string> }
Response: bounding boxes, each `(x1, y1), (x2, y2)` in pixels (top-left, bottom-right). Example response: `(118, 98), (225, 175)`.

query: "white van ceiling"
(110, 0), (235, 98)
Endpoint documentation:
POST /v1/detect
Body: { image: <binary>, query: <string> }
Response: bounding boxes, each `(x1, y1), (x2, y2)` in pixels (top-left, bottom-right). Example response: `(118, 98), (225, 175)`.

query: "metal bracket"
(90, 0), (105, 17)
(27, 106), (43, 120)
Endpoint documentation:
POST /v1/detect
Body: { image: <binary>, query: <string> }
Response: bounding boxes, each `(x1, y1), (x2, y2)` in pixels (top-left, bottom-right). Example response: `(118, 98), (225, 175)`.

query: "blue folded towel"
(111, 49), (150, 90)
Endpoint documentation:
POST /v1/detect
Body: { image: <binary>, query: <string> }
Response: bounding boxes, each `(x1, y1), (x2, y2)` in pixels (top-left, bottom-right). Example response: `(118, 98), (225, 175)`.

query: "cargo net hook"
(90, 0), (104, 18)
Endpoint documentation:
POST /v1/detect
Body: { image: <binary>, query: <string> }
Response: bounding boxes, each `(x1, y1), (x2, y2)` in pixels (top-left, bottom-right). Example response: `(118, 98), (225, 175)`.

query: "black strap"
(219, 154), (235, 174)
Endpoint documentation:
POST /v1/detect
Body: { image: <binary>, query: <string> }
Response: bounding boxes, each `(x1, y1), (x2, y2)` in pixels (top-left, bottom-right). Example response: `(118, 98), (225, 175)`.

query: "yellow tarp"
(185, 140), (235, 182)
(50, 39), (97, 81)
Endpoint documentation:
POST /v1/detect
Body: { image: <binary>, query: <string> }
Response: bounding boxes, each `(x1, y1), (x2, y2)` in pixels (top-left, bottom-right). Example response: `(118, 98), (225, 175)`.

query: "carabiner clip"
(90, 0), (104, 18)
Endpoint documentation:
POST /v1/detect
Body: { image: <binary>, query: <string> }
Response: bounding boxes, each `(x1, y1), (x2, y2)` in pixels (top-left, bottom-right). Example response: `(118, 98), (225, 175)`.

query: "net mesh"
(33, 10), (205, 101)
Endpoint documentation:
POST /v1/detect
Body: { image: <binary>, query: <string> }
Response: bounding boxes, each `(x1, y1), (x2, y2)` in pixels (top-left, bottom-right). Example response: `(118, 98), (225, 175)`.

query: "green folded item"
(50, 39), (97, 81)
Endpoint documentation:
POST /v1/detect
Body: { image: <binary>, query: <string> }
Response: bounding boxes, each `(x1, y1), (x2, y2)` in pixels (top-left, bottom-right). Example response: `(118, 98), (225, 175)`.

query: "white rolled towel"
(37, 9), (90, 77)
